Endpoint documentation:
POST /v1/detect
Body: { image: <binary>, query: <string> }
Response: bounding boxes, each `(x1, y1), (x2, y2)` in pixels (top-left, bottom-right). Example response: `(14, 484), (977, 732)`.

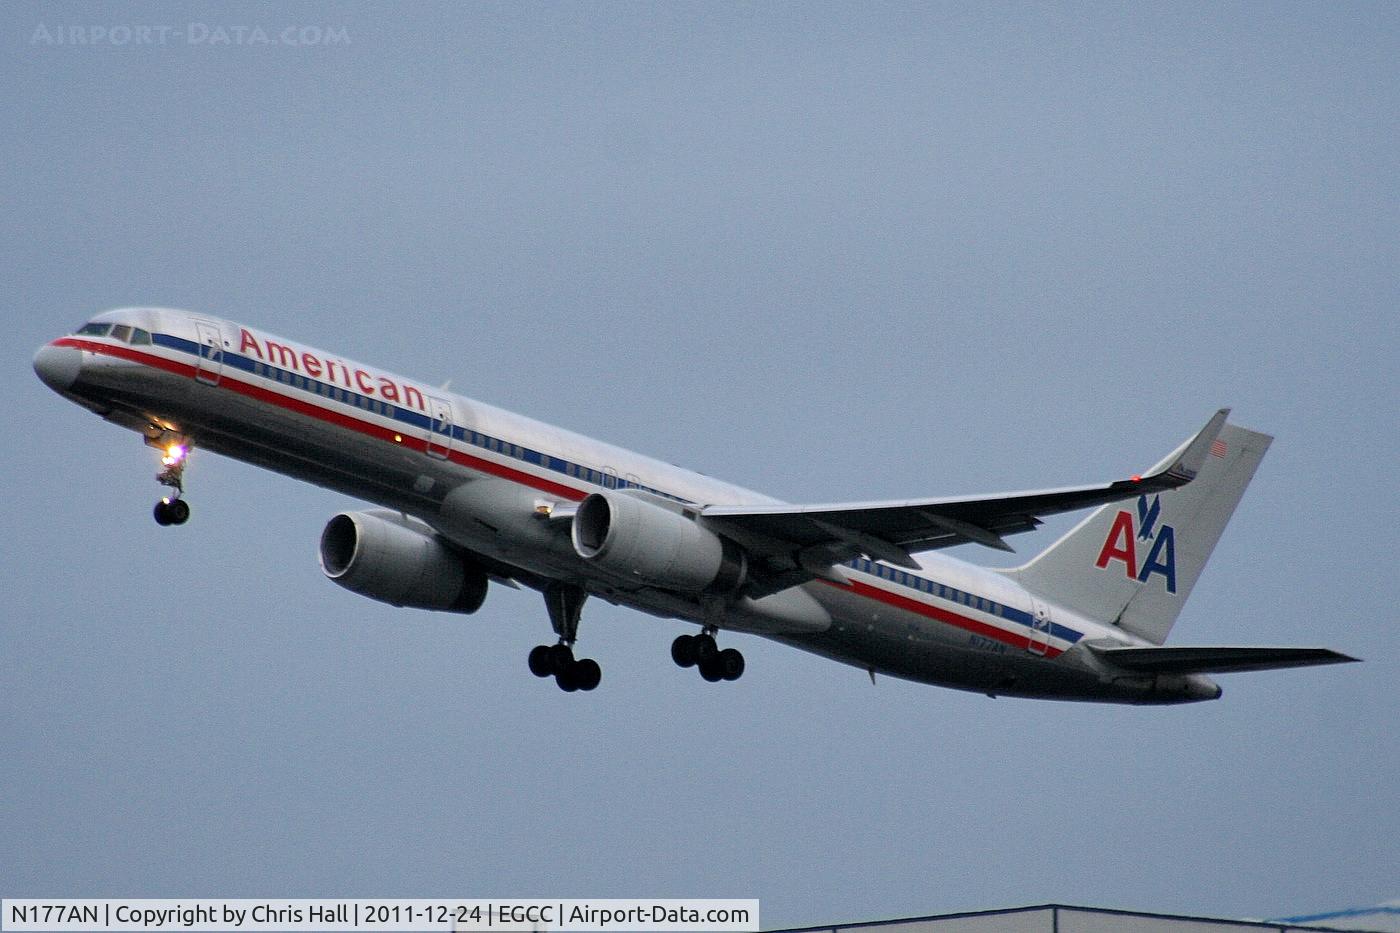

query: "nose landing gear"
(151, 438), (191, 526)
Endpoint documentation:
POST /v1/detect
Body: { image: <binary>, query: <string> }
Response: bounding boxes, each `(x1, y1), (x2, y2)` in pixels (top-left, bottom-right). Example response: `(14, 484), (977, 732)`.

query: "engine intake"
(319, 510), (488, 614)
(571, 491), (745, 594)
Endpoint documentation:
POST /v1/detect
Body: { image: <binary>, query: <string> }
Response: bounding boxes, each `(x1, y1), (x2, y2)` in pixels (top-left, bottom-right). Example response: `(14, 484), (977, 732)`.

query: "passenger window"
(110, 324), (132, 342)
(131, 328), (152, 345)
(77, 322), (112, 337)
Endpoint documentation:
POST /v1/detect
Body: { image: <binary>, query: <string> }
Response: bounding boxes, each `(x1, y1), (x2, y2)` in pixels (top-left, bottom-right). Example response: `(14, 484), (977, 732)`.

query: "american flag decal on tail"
(1210, 438), (1228, 458)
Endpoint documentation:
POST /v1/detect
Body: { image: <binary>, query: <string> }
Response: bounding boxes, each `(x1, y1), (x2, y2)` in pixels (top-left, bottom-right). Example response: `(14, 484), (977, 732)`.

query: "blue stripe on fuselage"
(150, 330), (1083, 646)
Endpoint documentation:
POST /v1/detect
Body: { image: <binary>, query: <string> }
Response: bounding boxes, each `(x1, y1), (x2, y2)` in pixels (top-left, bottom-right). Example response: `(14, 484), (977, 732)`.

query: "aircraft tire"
(671, 634), (697, 668)
(153, 501), (172, 526)
(528, 645), (553, 678)
(169, 499), (190, 524)
(718, 648), (745, 681)
(574, 658), (602, 691)
(698, 655), (725, 683)
(547, 643), (575, 675)
(693, 634), (718, 665)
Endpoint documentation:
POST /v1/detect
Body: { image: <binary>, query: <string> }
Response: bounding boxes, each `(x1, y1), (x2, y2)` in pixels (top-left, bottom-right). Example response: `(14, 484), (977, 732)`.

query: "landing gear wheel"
(552, 655), (601, 692)
(573, 658), (602, 692)
(698, 655), (726, 682)
(547, 643), (575, 675)
(168, 498), (190, 525)
(717, 647), (745, 681)
(153, 498), (189, 526)
(528, 645), (554, 678)
(693, 633), (718, 665)
(687, 633), (744, 683)
(671, 634), (698, 668)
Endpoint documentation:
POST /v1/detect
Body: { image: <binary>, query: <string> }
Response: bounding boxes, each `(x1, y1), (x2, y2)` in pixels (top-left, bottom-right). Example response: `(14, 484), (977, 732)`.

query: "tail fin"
(998, 419), (1271, 644)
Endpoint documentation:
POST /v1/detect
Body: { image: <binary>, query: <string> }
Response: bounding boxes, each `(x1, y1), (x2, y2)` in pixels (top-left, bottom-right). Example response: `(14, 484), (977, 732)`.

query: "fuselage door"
(194, 321), (223, 386)
(1028, 598), (1052, 656)
(426, 395), (453, 460)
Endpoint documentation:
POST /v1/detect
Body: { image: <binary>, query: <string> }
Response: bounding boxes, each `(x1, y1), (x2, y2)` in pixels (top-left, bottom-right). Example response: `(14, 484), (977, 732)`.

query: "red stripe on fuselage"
(821, 577), (1063, 658)
(61, 336), (1052, 652)
(54, 337), (589, 502)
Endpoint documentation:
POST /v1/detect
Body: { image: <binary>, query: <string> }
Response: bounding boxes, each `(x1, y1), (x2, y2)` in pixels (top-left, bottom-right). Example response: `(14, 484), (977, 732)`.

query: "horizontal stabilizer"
(1090, 645), (1359, 675)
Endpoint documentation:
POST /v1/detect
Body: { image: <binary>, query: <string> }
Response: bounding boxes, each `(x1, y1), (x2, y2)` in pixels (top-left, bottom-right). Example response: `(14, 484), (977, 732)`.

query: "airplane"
(33, 308), (1357, 703)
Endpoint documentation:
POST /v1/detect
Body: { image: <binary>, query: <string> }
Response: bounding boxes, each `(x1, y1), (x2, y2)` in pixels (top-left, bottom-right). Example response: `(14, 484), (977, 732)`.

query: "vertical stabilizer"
(998, 421), (1271, 644)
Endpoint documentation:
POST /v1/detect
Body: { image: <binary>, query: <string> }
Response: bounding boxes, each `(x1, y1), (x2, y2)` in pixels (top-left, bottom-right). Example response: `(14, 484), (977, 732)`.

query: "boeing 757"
(33, 309), (1356, 702)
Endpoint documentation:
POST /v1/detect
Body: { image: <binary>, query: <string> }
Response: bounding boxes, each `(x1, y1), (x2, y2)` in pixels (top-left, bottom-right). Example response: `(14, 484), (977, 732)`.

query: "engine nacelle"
(571, 490), (746, 594)
(319, 510), (488, 614)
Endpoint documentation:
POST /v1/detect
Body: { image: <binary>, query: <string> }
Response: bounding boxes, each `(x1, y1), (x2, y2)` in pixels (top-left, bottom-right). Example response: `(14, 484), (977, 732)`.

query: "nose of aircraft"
(33, 343), (82, 392)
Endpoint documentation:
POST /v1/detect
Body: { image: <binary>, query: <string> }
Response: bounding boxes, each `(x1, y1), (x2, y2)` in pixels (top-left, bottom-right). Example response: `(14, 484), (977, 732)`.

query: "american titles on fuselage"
(237, 327), (428, 413)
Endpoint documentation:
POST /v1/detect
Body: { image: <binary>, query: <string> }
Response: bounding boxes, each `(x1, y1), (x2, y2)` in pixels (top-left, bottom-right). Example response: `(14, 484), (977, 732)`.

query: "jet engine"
(319, 510), (488, 613)
(571, 490), (746, 594)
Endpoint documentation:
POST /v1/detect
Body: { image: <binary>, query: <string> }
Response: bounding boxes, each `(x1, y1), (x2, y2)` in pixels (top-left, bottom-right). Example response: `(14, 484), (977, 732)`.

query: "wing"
(701, 409), (1230, 596)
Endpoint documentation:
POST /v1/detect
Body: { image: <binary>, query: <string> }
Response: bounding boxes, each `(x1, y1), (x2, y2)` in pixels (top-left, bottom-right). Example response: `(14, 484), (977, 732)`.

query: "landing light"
(162, 444), (187, 466)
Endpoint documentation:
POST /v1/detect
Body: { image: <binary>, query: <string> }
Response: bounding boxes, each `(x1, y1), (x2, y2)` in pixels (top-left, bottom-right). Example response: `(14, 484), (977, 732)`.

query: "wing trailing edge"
(702, 409), (1231, 569)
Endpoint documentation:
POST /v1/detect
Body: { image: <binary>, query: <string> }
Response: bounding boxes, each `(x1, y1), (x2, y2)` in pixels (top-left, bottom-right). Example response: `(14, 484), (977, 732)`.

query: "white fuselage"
(37, 308), (1220, 704)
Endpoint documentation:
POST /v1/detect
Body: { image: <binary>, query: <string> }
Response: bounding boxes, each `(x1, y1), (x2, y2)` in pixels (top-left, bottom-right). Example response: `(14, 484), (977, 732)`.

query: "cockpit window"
(131, 328), (152, 345)
(110, 324), (132, 342)
(77, 322), (112, 337)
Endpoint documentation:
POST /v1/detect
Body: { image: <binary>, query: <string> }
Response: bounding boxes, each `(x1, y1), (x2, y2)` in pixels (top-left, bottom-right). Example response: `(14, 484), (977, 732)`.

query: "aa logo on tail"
(1094, 494), (1177, 593)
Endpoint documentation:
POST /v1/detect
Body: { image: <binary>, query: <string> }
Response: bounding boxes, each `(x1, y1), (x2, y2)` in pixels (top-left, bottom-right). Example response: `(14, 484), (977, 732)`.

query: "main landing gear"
(671, 628), (745, 683)
(528, 582), (602, 692)
(152, 440), (191, 526)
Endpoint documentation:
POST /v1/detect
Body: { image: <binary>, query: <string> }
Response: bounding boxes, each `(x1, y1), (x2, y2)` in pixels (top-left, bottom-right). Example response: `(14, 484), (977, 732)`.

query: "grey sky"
(3, 3), (1396, 927)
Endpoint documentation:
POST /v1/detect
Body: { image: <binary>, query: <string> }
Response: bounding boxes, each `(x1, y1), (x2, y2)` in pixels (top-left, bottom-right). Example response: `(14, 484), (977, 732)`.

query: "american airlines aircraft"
(34, 308), (1356, 702)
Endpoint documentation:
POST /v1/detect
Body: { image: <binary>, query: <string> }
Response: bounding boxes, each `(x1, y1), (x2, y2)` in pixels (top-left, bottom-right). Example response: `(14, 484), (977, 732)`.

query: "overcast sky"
(3, 3), (1396, 928)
